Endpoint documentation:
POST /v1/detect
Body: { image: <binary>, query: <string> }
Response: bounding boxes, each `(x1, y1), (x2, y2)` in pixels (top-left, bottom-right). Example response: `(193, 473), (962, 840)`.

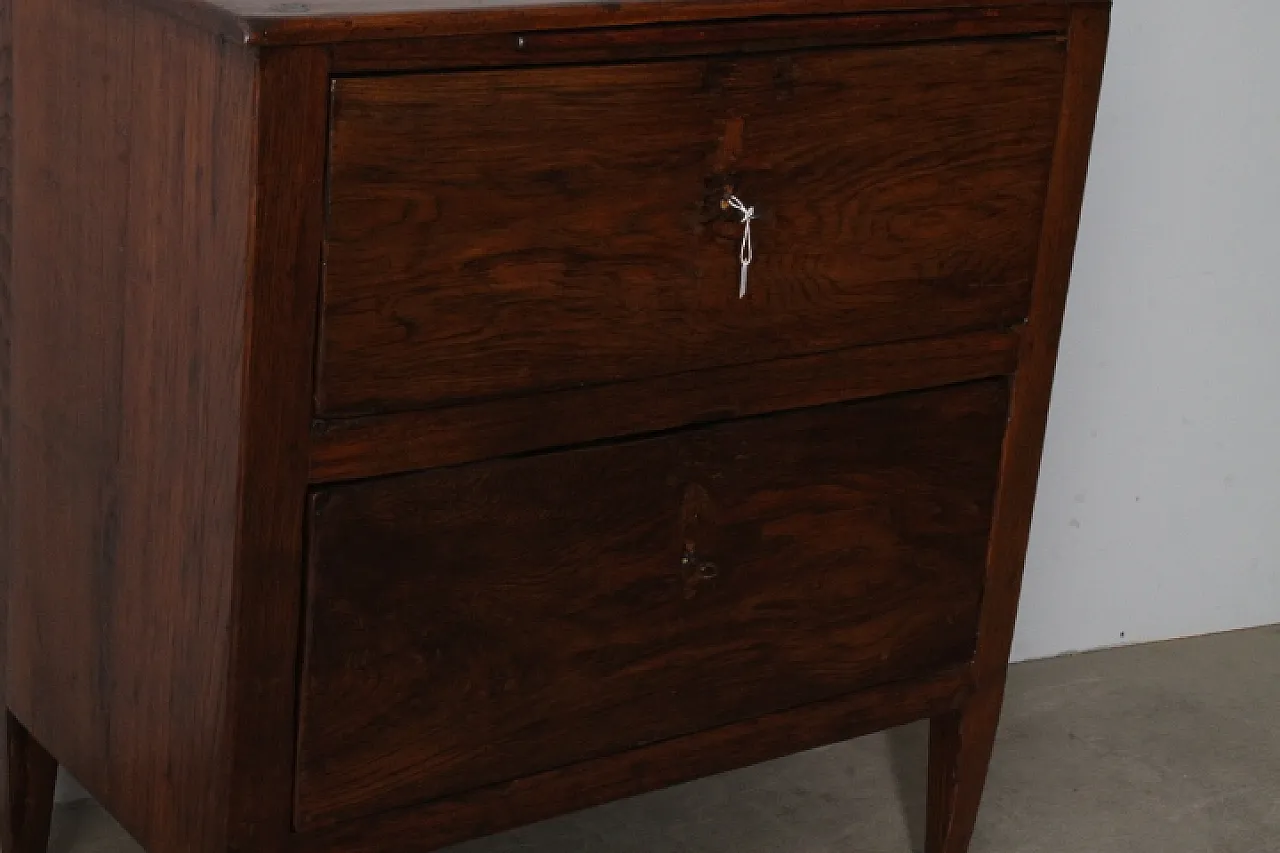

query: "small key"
(724, 194), (756, 300)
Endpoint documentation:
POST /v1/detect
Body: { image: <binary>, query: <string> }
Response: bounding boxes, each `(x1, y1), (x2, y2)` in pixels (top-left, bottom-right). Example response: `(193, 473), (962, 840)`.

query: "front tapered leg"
(0, 711), (58, 853)
(925, 687), (1004, 853)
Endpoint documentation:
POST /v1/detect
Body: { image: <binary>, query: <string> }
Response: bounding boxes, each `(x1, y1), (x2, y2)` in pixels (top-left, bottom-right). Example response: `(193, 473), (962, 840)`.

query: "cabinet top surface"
(155, 0), (1104, 46)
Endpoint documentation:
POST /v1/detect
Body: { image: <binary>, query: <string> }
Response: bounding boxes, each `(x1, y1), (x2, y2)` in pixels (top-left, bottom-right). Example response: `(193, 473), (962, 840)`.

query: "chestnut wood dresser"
(0, 0), (1109, 850)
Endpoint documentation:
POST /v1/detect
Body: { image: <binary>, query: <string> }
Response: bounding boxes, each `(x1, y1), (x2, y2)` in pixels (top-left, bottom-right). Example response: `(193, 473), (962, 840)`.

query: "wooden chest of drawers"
(0, 1), (1109, 851)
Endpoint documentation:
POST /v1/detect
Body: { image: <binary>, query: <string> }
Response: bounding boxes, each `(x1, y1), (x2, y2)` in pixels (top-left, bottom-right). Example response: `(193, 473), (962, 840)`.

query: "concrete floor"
(48, 625), (1280, 853)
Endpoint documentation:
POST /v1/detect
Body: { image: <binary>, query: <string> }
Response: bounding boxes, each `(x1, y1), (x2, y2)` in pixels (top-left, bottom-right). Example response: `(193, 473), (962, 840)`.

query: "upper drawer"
(318, 39), (1064, 418)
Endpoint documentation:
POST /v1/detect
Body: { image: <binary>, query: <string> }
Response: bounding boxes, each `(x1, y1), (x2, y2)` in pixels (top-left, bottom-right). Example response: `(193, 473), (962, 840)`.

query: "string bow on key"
(723, 194), (756, 299)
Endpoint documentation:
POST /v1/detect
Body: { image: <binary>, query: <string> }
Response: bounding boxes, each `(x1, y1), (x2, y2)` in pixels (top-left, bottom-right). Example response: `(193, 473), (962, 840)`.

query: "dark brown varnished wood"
(224, 46), (333, 853)
(296, 380), (1009, 828)
(311, 329), (1021, 482)
(330, 8), (1072, 72)
(926, 7), (1111, 853)
(319, 39), (1062, 417)
(0, 64), (49, 840)
(4, 3), (1110, 852)
(0, 7), (14, 841)
(291, 666), (972, 853)
(0, 713), (56, 853)
(926, 707), (965, 853)
(133, 0), (1095, 48)
(7, 0), (257, 849)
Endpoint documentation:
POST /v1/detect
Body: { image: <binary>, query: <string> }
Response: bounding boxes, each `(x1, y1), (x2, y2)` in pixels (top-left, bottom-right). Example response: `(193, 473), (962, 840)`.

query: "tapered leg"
(925, 687), (1004, 853)
(0, 711), (57, 853)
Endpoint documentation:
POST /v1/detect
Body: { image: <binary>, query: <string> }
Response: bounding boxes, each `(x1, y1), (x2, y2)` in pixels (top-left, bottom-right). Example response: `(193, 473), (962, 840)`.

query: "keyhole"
(682, 546), (719, 598)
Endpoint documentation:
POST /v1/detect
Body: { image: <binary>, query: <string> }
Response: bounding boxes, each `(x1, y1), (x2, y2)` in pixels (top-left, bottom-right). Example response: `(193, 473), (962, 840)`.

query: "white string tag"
(723, 195), (755, 299)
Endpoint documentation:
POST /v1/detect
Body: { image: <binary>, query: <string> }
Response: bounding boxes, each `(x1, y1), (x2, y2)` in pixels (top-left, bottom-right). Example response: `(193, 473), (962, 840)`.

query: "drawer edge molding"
(329, 8), (1072, 73)
(309, 328), (1020, 482)
(244, 1), (1091, 48)
(289, 665), (972, 849)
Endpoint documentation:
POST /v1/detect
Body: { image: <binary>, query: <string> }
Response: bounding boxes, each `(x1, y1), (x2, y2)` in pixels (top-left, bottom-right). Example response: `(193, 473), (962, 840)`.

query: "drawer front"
(318, 39), (1064, 417)
(295, 380), (1009, 827)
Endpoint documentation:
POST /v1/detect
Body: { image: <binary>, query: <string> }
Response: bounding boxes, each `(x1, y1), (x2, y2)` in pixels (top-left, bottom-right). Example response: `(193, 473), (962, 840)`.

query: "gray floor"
(49, 626), (1280, 853)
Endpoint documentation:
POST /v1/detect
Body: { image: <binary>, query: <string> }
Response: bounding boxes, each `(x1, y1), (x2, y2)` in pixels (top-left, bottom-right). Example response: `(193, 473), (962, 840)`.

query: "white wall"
(1012, 0), (1280, 661)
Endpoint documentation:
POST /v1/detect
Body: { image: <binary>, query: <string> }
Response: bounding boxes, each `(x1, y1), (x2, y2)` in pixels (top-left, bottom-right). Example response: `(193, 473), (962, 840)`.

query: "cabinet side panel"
(8, 0), (258, 849)
(0, 0), (12, 719)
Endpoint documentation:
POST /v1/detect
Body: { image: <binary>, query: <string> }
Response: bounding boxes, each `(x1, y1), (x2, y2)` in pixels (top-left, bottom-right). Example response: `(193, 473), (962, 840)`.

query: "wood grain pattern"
(0, 713), (56, 853)
(926, 707), (964, 853)
(7, 0), (257, 849)
(220, 0), (1087, 13)
(0, 0), (13, 806)
(157, 0), (1098, 48)
(4, 2), (1110, 850)
(0, 8), (51, 850)
(311, 329), (1021, 481)
(926, 7), (1110, 853)
(296, 380), (1009, 828)
(330, 8), (1072, 72)
(319, 39), (1063, 416)
(223, 46), (332, 853)
(292, 666), (971, 853)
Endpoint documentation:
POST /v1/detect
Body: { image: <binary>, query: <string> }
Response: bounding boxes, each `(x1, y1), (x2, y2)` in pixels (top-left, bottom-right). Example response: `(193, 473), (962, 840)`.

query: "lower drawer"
(295, 380), (1009, 828)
